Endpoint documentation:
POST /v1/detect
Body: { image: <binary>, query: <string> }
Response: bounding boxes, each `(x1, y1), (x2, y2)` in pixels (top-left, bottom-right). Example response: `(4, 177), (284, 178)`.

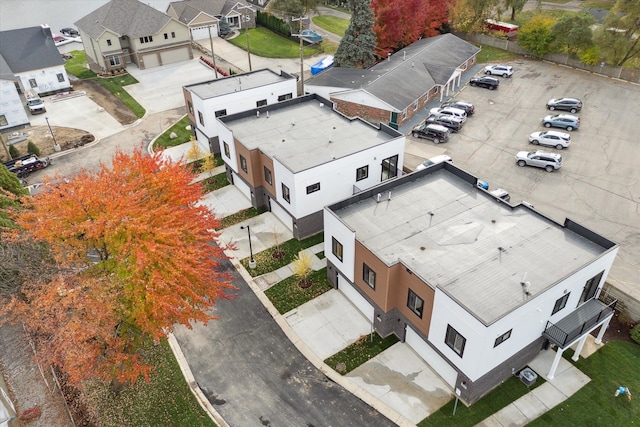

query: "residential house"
(166, 0), (256, 41)
(183, 68), (297, 154)
(324, 163), (619, 404)
(75, 0), (193, 73)
(305, 34), (480, 129)
(0, 25), (71, 130)
(218, 94), (405, 239)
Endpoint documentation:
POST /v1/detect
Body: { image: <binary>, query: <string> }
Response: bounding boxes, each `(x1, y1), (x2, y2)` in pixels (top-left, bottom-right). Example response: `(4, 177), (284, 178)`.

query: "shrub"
(27, 141), (41, 156)
(9, 144), (20, 158)
(631, 324), (640, 344)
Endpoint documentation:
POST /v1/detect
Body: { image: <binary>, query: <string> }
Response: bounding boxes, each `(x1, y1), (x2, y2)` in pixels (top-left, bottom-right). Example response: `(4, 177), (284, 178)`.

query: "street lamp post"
(240, 225), (256, 269)
(45, 116), (61, 152)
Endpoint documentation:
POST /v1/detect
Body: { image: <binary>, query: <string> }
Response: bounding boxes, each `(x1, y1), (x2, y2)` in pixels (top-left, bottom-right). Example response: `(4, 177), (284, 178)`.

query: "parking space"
(413, 59), (640, 301)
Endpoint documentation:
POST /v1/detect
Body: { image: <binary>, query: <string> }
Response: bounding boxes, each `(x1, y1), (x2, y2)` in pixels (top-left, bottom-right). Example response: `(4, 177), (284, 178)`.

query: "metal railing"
(543, 299), (617, 348)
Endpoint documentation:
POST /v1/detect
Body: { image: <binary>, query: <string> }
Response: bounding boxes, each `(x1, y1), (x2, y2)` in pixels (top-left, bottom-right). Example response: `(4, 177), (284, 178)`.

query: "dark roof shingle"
(0, 26), (64, 74)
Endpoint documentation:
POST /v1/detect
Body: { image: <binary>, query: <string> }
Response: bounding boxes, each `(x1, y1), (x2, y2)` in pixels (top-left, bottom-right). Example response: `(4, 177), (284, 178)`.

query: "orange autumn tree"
(1, 148), (235, 385)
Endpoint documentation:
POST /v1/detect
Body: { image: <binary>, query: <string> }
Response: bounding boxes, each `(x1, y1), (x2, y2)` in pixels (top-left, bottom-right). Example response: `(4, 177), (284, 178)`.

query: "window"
(445, 325), (466, 357)
(552, 293), (570, 315)
(356, 165), (368, 181)
(282, 184), (290, 203)
(306, 182), (320, 194)
(407, 289), (424, 318)
(494, 329), (512, 347)
(580, 271), (603, 304)
(108, 55), (121, 66)
(29, 79), (37, 88)
(187, 101), (193, 115)
(264, 167), (272, 185)
(239, 155), (247, 173)
(413, 100), (418, 111)
(139, 35), (153, 43)
(164, 33), (168, 40)
(198, 111), (204, 126)
(56, 73), (65, 82)
(107, 39), (112, 46)
(363, 264), (376, 289)
(215, 109), (227, 118)
(278, 93), (293, 101)
(331, 237), (343, 261)
(171, 32), (176, 38)
(381, 155), (398, 181)
(256, 99), (267, 107)
(0, 115), (8, 127)
(223, 142), (230, 158)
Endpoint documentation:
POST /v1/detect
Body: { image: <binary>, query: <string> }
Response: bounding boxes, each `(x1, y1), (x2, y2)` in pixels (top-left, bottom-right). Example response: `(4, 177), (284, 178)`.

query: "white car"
(484, 64), (514, 78)
(416, 155), (453, 171)
(429, 107), (467, 122)
(515, 150), (562, 172)
(529, 130), (571, 149)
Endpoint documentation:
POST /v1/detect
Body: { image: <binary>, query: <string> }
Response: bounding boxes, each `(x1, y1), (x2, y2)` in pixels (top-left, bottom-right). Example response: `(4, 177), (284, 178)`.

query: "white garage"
(160, 47), (191, 65)
(191, 25), (217, 41)
(232, 172), (251, 201)
(269, 197), (293, 231)
(405, 325), (458, 388)
(337, 274), (374, 322)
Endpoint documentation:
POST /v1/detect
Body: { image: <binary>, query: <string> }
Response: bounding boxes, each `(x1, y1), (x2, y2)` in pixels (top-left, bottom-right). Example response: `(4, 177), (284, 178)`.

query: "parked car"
(60, 28), (79, 37)
(425, 115), (463, 132)
(411, 124), (451, 143)
(429, 107), (467, 122)
(469, 76), (499, 90)
(484, 64), (514, 77)
(515, 150), (562, 172)
(441, 100), (474, 115)
(542, 114), (580, 131)
(416, 155), (453, 171)
(529, 130), (571, 149)
(547, 98), (582, 113)
(300, 29), (323, 43)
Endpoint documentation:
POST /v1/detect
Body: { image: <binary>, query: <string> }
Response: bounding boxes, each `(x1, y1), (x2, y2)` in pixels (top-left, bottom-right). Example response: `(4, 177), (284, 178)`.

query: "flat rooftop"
(332, 167), (610, 325)
(185, 69), (294, 99)
(221, 97), (399, 173)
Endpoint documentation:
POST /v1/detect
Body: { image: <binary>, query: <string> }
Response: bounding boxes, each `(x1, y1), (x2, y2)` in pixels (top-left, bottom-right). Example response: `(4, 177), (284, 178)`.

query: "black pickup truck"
(3, 154), (51, 178)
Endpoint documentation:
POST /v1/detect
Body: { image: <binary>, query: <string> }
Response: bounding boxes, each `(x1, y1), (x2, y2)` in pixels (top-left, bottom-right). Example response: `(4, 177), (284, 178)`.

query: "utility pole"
(238, 5), (255, 72)
(291, 16), (307, 96)
(207, 25), (219, 78)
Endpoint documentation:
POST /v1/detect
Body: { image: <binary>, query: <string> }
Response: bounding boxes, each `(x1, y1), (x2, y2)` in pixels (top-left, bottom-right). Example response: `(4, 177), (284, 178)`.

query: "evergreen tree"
(334, 0), (377, 68)
(219, 16), (232, 37)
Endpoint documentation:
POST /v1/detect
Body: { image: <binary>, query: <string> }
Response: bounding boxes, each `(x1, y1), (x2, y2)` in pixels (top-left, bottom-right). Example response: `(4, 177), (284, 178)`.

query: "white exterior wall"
(280, 136), (405, 219)
(192, 78), (297, 140)
(96, 30), (121, 55)
(304, 84), (346, 100)
(17, 65), (69, 95)
(0, 80), (29, 130)
(131, 20), (189, 52)
(428, 247), (618, 381)
(323, 209), (356, 282)
(218, 125), (238, 172)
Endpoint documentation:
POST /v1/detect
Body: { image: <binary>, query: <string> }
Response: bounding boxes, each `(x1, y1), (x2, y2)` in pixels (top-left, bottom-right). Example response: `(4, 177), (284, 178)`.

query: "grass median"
(265, 267), (333, 314)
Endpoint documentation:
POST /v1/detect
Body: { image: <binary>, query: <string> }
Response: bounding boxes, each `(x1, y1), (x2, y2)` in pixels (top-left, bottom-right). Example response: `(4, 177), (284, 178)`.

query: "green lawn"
(325, 333), (399, 374)
(201, 173), (229, 192)
(82, 339), (216, 427)
(154, 116), (193, 149)
(229, 27), (324, 58)
(312, 15), (349, 37)
(582, 0), (615, 9)
(265, 267), (333, 314)
(218, 207), (266, 229)
(476, 45), (522, 64)
(64, 50), (97, 79)
(96, 74), (145, 118)
(240, 232), (324, 276)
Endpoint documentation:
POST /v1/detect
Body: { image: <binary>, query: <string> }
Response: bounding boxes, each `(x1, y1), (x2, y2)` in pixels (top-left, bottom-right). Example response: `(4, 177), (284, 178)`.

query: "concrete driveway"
(406, 59), (640, 308)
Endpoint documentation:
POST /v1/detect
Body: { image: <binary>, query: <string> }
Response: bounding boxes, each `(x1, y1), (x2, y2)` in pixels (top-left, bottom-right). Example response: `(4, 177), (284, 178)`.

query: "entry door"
(389, 112), (399, 129)
(579, 271), (603, 305)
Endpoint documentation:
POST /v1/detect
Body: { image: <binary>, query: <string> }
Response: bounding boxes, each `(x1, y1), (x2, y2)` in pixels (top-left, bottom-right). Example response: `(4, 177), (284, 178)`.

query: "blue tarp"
(311, 55), (334, 75)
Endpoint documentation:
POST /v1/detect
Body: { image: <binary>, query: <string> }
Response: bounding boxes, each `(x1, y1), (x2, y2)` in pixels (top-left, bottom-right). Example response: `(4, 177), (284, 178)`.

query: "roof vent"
(292, 118), (295, 126)
(266, 111), (269, 118)
(256, 111), (260, 118)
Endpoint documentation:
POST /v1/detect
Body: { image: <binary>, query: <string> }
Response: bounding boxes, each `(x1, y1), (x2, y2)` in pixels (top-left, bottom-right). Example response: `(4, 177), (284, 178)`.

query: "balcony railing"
(542, 298), (617, 348)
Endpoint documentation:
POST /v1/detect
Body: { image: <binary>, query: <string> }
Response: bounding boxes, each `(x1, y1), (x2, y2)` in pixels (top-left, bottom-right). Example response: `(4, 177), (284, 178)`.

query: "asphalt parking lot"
(409, 59), (640, 305)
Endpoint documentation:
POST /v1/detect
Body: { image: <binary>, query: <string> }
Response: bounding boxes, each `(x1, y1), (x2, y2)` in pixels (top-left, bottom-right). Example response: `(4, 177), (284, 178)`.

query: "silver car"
(429, 107), (467, 122)
(529, 130), (571, 149)
(515, 150), (562, 172)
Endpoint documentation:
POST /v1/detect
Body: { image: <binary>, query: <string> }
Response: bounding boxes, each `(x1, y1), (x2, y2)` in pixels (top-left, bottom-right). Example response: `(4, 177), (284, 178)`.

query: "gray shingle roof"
(168, 0), (249, 23)
(75, 0), (173, 39)
(308, 34), (480, 110)
(0, 26), (64, 74)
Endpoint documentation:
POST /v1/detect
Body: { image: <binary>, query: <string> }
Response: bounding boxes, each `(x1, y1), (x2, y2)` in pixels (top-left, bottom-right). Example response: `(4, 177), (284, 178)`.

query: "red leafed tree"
(1, 148), (235, 385)
(372, 0), (451, 56)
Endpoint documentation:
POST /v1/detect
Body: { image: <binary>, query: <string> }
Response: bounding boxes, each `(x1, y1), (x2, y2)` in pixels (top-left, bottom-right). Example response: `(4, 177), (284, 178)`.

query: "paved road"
(172, 258), (395, 427)
(310, 6), (351, 45)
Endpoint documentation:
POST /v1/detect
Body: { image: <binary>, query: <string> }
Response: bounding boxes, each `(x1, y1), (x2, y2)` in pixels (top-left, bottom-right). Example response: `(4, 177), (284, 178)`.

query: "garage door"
(337, 274), (374, 322)
(160, 47), (190, 65)
(268, 197), (293, 231)
(191, 25), (217, 41)
(405, 326), (458, 388)
(141, 53), (160, 69)
(233, 172), (251, 200)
